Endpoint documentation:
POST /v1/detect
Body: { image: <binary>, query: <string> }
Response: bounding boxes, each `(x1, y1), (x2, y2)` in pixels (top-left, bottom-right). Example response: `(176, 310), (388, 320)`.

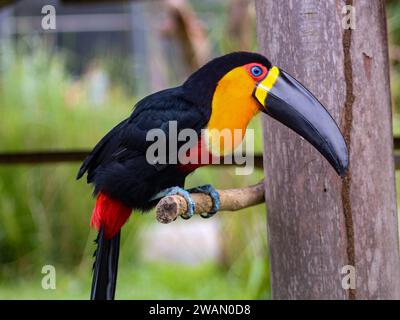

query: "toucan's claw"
(151, 187), (196, 219)
(151, 185), (220, 219)
(187, 184), (220, 218)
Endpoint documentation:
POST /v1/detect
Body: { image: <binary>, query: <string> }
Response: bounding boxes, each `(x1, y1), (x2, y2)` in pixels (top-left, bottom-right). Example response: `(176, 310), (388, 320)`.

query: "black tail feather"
(91, 227), (120, 300)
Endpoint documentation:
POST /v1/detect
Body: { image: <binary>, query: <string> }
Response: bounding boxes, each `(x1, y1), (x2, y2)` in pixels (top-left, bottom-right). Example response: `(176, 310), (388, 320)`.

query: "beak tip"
(338, 167), (347, 178)
(336, 156), (349, 178)
(255, 67), (351, 179)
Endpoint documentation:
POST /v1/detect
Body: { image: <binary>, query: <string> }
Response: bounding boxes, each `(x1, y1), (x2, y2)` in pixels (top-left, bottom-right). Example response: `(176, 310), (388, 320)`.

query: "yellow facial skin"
(206, 66), (262, 156)
(253, 66), (280, 107)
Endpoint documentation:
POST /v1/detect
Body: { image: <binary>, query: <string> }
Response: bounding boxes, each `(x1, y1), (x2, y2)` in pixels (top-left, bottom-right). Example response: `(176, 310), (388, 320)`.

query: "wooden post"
(255, 0), (400, 299)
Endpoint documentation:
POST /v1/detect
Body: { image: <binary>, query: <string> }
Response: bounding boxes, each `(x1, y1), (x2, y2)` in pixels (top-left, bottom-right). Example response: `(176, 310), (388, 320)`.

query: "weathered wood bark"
(256, 0), (400, 299)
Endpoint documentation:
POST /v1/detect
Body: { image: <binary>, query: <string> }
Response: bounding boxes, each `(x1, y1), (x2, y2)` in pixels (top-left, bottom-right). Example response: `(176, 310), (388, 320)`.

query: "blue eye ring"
(250, 66), (263, 77)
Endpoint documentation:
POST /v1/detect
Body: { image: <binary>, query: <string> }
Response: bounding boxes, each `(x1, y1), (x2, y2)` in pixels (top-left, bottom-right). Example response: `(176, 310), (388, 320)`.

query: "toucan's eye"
(250, 66), (263, 77)
(245, 63), (267, 81)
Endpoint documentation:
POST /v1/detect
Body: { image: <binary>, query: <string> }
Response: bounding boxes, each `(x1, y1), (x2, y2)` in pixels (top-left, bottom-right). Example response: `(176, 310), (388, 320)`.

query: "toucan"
(77, 51), (348, 300)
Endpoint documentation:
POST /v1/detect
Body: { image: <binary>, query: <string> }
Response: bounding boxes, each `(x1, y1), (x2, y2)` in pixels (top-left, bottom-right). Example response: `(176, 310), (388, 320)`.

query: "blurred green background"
(0, 0), (399, 299)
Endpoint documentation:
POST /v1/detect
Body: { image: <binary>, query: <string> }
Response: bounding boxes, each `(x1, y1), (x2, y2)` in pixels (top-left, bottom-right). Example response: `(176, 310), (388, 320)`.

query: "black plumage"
(77, 51), (272, 300)
(91, 227), (120, 300)
(77, 52), (271, 211)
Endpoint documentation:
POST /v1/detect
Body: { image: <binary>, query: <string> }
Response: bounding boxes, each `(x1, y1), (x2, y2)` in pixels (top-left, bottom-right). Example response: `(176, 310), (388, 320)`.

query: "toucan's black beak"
(253, 67), (349, 176)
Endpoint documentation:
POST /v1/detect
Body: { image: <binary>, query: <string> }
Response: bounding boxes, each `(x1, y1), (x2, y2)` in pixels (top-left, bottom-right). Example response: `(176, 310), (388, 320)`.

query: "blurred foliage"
(0, 36), (268, 299)
(0, 262), (269, 299)
(190, 0), (257, 53)
(0, 41), (139, 286)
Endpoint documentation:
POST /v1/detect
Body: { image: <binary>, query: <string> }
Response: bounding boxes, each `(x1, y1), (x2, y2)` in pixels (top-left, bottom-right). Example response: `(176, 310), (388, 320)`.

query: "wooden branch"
(155, 181), (265, 224)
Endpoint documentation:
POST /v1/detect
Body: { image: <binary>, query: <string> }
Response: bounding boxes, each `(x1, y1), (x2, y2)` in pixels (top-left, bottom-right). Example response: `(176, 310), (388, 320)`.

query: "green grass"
(0, 261), (266, 300)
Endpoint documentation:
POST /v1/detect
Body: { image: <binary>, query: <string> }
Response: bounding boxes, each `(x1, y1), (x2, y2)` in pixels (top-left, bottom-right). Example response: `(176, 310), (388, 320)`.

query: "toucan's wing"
(76, 119), (129, 181)
(77, 87), (210, 182)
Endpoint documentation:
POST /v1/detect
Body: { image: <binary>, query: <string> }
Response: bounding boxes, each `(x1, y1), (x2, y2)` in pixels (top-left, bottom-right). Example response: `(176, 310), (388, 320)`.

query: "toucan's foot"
(187, 184), (220, 218)
(151, 184), (220, 219)
(151, 187), (196, 219)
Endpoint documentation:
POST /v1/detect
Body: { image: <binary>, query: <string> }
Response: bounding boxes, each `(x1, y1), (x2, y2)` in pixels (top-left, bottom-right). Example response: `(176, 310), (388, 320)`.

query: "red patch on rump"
(91, 192), (132, 239)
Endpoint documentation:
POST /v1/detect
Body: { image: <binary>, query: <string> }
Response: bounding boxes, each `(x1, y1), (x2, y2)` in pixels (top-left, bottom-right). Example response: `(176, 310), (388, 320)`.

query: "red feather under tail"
(91, 192), (132, 239)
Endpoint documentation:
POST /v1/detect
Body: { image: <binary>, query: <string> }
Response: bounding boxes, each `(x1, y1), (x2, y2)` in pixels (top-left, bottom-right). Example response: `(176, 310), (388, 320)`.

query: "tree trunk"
(255, 0), (400, 299)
